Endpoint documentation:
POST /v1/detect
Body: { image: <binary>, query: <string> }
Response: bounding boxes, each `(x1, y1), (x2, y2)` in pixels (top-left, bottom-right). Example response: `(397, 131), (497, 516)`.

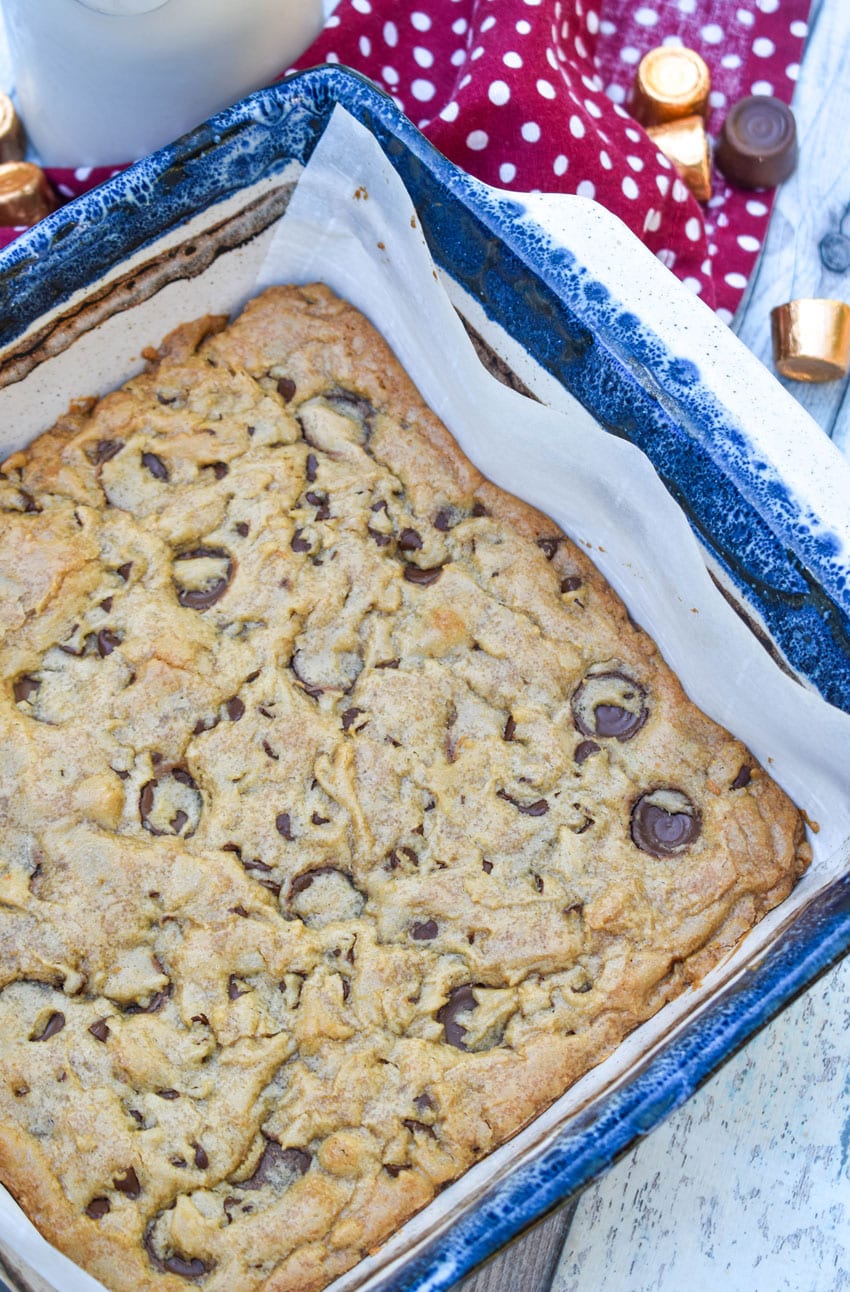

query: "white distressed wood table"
(461, 1), (850, 1289)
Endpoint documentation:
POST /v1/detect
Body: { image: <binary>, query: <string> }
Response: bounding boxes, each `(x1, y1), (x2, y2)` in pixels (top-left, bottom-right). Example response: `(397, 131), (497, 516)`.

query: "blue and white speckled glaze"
(3, 66), (850, 1292)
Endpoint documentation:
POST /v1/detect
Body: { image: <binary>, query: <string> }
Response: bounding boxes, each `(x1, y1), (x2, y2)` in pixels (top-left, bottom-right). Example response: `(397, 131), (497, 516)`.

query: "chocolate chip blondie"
(0, 284), (809, 1292)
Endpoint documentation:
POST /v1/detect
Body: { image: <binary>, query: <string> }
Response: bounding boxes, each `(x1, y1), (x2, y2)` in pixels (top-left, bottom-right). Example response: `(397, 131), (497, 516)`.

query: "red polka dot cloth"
(0, 0), (809, 322)
(292, 0), (811, 321)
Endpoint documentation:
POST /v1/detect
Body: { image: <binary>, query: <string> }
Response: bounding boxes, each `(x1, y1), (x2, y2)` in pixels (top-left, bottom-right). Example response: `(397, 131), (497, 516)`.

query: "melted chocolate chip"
(193, 1143), (209, 1170)
(225, 696), (245, 722)
(211, 461), (229, 480)
(156, 1089), (180, 1100)
(31, 1011), (65, 1041)
(123, 985), (172, 1016)
(113, 1167), (141, 1197)
(472, 501), (489, 517)
(277, 377), (296, 402)
(503, 715), (517, 742)
(13, 675), (39, 703)
(171, 810), (188, 833)
(262, 740), (279, 760)
(275, 812), (294, 840)
(536, 535), (563, 560)
(414, 1092), (435, 1113)
(290, 528), (311, 553)
(368, 527), (392, 547)
(631, 790), (701, 858)
(305, 453), (318, 483)
(384, 1163), (407, 1177)
(436, 985), (477, 1050)
(140, 770), (200, 838)
(240, 1138), (311, 1190)
(497, 789), (549, 816)
(399, 527), (423, 551)
(234, 521), (249, 538)
(88, 1018), (111, 1042)
(571, 671), (648, 742)
(560, 575), (583, 593)
(375, 658), (400, 669)
(731, 764), (753, 790)
(342, 707), (364, 732)
(96, 628), (122, 657)
(402, 1118), (436, 1138)
(165, 1255), (211, 1279)
(99, 596), (114, 612)
(228, 975), (250, 1000)
(311, 811), (330, 825)
(403, 563), (443, 586)
(289, 865), (339, 897)
(410, 919), (438, 941)
(88, 438), (124, 464)
(574, 739), (600, 765)
(85, 1197), (110, 1219)
(174, 547), (234, 611)
(141, 451), (169, 481)
(433, 508), (455, 531)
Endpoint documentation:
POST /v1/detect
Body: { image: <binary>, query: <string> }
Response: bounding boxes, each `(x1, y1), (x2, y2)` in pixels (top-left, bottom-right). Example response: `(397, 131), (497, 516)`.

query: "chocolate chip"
(574, 739), (600, 765)
(124, 985), (172, 1015)
(240, 1138), (311, 1190)
(99, 596), (114, 612)
(277, 377), (296, 402)
(311, 811), (330, 825)
(262, 740), (280, 760)
(228, 975), (250, 1000)
(403, 563), (443, 586)
(30, 1011), (65, 1041)
(537, 535), (563, 560)
(113, 1167), (141, 1197)
(234, 521), (249, 538)
(156, 1089), (180, 1100)
(140, 770), (201, 838)
(503, 715), (516, 741)
(13, 675), (39, 703)
(96, 628), (122, 657)
(174, 546), (234, 611)
(533, 874), (544, 892)
(88, 438), (124, 464)
(410, 919), (438, 941)
(117, 561), (133, 582)
(433, 508), (455, 531)
(211, 461), (229, 479)
(290, 528), (311, 553)
(560, 575), (583, 593)
(171, 810), (188, 833)
(341, 977), (351, 1002)
(399, 528), (423, 551)
(368, 527), (392, 547)
(341, 707), (364, 732)
(482, 859), (493, 874)
(402, 1118), (436, 1138)
(242, 857), (271, 873)
(289, 655), (324, 699)
(305, 453), (318, 483)
(375, 658), (399, 669)
(631, 789), (701, 858)
(193, 1143), (209, 1170)
(497, 788), (549, 816)
(571, 671), (648, 742)
(141, 451), (169, 481)
(436, 985), (477, 1050)
(88, 1018), (111, 1042)
(414, 1092), (435, 1113)
(472, 501), (489, 517)
(85, 1197), (110, 1219)
(275, 812), (294, 840)
(325, 388), (374, 424)
(731, 765), (753, 789)
(225, 696), (245, 722)
(164, 1255), (211, 1278)
(384, 1163), (407, 1177)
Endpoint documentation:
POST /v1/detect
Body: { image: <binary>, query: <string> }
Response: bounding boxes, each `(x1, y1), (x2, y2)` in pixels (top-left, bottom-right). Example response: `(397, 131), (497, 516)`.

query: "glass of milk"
(2, 0), (325, 165)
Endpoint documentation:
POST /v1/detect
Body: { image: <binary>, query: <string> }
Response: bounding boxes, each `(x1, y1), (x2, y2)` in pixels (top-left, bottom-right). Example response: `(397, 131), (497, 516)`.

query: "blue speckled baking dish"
(1, 65), (850, 1292)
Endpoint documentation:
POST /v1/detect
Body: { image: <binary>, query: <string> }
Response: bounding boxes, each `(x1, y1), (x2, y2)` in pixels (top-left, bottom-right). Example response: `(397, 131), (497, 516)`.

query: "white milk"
(2, 0), (324, 165)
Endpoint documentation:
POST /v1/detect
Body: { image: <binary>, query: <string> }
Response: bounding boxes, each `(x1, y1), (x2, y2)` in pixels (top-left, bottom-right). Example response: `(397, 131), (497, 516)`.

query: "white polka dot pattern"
(10, 0), (808, 319)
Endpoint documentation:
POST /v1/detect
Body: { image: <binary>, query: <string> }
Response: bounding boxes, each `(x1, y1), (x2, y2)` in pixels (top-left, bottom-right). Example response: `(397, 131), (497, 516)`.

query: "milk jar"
(2, 0), (324, 165)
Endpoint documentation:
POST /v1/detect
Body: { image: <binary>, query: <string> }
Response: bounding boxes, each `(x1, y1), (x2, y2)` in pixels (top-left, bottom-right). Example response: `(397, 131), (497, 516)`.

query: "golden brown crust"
(0, 284), (808, 1291)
